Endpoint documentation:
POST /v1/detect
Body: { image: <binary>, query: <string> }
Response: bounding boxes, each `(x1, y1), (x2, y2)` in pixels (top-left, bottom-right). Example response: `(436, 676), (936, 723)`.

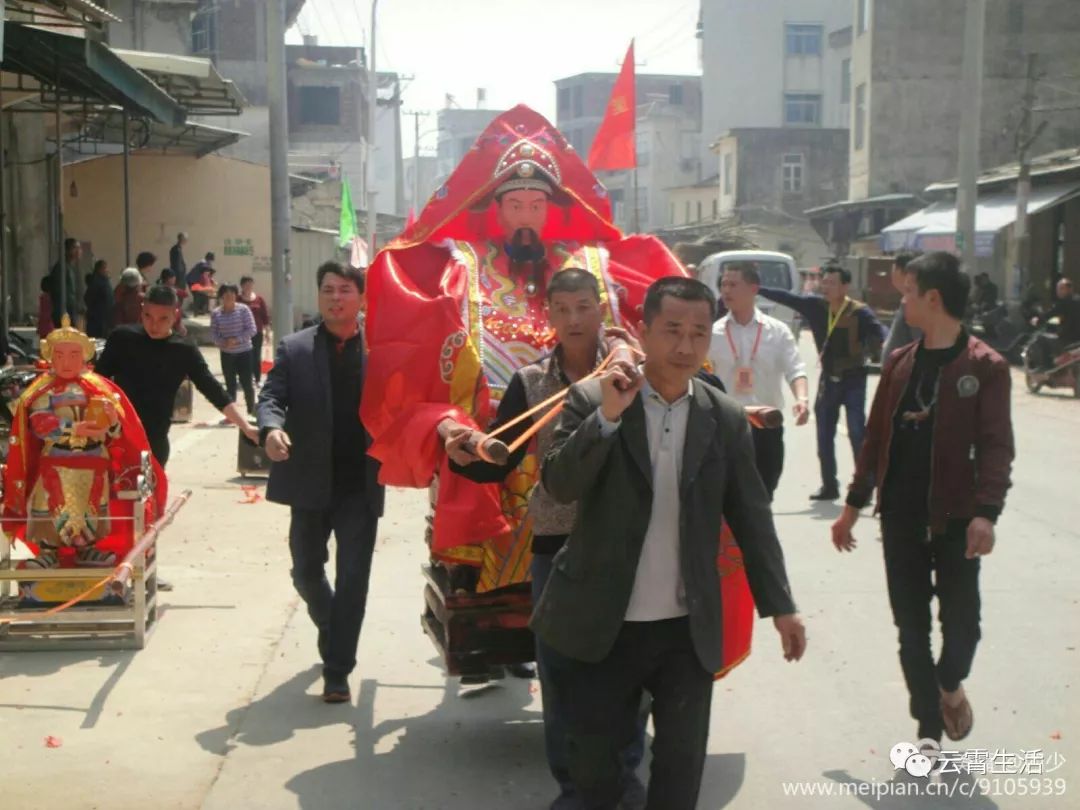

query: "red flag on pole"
(587, 41), (636, 172)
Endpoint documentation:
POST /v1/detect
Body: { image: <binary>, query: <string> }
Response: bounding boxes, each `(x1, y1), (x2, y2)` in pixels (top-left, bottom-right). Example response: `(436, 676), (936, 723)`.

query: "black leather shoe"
(809, 486), (840, 501)
(322, 673), (351, 704)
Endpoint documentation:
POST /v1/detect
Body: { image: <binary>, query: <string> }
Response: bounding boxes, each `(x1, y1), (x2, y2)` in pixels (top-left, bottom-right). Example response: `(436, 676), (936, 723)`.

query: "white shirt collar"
(641, 371), (693, 407)
(723, 307), (762, 329)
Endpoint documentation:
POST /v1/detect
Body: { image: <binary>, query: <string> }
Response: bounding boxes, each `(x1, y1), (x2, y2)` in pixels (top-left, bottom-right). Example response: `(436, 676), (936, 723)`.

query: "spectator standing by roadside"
(48, 237), (81, 327)
(832, 251), (1014, 744)
(170, 232), (188, 292)
(211, 283), (257, 414)
(239, 275), (270, 385)
(882, 252), (923, 360)
(84, 259), (113, 338)
(158, 269), (188, 336)
(135, 251), (157, 285)
(113, 268), (145, 327)
(37, 276), (55, 339)
(188, 252), (217, 315)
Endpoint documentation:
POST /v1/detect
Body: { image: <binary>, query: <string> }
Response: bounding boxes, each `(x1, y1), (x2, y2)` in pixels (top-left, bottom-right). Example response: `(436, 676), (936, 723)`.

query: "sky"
(286, 0), (702, 156)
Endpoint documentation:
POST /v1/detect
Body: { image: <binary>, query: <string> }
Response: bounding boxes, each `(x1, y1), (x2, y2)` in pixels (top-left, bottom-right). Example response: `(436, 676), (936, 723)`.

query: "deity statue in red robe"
(361, 105), (755, 678)
(3, 317), (166, 571)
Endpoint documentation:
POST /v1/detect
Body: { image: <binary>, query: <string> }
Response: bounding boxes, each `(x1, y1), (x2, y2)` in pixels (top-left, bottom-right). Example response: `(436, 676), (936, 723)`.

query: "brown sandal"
(941, 696), (974, 741)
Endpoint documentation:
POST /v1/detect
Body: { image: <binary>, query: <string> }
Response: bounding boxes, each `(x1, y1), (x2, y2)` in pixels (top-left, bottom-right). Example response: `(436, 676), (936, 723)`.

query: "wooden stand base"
(420, 563), (534, 681)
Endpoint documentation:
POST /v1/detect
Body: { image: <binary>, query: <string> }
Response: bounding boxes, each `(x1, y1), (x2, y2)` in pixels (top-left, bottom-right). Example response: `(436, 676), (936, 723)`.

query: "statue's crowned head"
(41, 315), (96, 380)
(492, 139), (565, 259)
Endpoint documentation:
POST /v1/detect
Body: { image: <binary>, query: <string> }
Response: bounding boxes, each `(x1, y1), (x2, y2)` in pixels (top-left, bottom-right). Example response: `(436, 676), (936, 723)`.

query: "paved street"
(1, 337), (1078, 810)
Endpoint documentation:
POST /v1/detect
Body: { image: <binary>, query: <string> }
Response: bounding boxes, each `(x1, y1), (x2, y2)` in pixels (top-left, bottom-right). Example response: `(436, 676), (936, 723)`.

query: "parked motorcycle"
(1021, 325), (1080, 397)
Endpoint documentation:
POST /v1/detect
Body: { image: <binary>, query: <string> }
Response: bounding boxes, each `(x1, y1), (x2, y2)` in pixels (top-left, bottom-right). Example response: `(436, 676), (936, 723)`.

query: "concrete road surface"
(1, 338), (1077, 810)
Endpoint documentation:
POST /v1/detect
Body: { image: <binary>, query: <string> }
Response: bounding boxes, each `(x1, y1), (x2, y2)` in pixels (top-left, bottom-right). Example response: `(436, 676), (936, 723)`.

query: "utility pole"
(411, 111), (420, 212)
(1010, 53), (1047, 308)
(956, 0), (985, 274)
(366, 0), (379, 265)
(267, 0), (292, 339)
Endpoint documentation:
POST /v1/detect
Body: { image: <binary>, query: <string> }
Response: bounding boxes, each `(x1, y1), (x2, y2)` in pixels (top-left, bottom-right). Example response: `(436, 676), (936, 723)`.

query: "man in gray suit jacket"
(257, 262), (384, 703)
(533, 277), (806, 810)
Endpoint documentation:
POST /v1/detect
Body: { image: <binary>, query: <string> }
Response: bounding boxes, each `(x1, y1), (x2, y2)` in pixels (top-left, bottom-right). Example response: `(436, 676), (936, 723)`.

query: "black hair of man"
(217, 283), (239, 299)
(909, 250), (970, 320)
(40, 275), (52, 294)
(824, 264), (853, 285)
(177, 232), (187, 242)
(547, 267), (600, 301)
(316, 261), (365, 294)
(64, 237), (79, 255)
(136, 251), (156, 270)
(93, 259), (108, 274)
(643, 276), (717, 324)
(723, 261), (761, 286)
(893, 251), (919, 271)
(146, 284), (178, 308)
(205, 251), (215, 262)
(240, 275), (254, 287)
(158, 268), (176, 283)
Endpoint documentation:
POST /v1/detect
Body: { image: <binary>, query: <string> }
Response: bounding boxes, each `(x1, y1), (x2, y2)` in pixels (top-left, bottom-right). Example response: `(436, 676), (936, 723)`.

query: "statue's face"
(496, 190), (548, 242)
(51, 343), (86, 380)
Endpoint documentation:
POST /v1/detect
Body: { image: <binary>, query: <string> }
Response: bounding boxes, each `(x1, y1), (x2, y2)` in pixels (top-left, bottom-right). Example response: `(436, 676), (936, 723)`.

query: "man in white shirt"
(708, 262), (809, 498)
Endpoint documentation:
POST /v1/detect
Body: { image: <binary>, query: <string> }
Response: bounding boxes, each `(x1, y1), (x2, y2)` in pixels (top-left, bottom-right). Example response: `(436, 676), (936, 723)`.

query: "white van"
(696, 250), (801, 334)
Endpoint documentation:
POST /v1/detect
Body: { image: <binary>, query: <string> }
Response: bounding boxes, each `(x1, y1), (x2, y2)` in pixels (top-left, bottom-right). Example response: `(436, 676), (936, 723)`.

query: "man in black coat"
(257, 261), (384, 703)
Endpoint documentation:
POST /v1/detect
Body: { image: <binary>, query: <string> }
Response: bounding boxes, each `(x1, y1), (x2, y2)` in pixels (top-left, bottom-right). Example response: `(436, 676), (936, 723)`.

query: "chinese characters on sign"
(224, 238), (254, 256)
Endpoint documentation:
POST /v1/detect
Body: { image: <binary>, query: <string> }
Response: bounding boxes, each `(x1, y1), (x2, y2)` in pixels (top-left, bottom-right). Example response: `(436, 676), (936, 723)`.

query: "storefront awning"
(75, 109), (246, 157)
(111, 48), (246, 116)
(880, 183), (1080, 257)
(1, 22), (185, 125)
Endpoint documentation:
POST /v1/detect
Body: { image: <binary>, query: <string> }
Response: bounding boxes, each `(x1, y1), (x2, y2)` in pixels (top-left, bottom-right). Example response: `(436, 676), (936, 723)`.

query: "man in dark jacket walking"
(832, 251), (1014, 744)
(257, 261), (384, 704)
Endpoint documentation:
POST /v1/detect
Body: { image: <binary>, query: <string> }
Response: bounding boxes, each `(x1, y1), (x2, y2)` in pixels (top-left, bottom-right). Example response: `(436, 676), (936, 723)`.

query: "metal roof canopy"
(111, 48), (247, 116)
(880, 183), (1080, 257)
(77, 108), (246, 157)
(7, 0), (121, 26)
(1, 22), (185, 125)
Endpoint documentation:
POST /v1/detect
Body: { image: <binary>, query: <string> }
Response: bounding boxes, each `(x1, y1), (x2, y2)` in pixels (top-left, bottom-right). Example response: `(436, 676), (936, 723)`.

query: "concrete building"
(679, 128), (848, 264)
(814, 0), (1080, 261)
(554, 73), (703, 232)
(698, 0), (854, 147)
(403, 155), (439, 215)
(849, 0), (1080, 201)
(435, 107), (505, 187)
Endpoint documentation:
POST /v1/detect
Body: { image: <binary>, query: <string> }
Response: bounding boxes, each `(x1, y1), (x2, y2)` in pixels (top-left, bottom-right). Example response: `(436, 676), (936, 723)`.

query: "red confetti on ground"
(238, 485), (262, 504)
(44, 736), (62, 748)
(1050, 731), (1062, 740)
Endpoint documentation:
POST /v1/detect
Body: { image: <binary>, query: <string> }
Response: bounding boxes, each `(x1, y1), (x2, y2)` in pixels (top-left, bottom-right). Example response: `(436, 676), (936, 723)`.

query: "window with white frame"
(782, 153), (804, 193)
(785, 24), (823, 56)
(784, 93), (822, 126)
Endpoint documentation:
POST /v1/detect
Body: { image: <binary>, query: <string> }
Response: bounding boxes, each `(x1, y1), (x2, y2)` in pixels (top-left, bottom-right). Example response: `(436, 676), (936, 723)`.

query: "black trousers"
(148, 431), (170, 468)
(554, 617), (713, 810)
(251, 332), (264, 384)
(882, 517), (982, 741)
(289, 494), (379, 679)
(751, 425), (784, 499)
(220, 350), (255, 412)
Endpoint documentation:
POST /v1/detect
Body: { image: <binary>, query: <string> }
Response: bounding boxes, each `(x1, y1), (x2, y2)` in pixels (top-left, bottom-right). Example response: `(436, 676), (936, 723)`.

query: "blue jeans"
(289, 495), (378, 679)
(532, 552), (646, 807)
(815, 373), (867, 491)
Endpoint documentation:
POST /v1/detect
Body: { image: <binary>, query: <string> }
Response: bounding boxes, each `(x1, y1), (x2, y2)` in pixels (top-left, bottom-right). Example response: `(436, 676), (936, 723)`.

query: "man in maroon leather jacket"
(832, 251), (1014, 746)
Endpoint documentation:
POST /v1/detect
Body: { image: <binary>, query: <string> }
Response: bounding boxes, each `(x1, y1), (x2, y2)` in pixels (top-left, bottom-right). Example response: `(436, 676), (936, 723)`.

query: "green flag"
(339, 175), (358, 248)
